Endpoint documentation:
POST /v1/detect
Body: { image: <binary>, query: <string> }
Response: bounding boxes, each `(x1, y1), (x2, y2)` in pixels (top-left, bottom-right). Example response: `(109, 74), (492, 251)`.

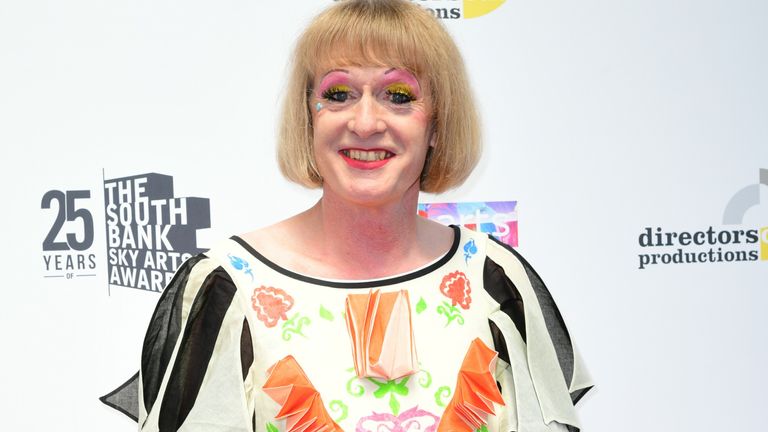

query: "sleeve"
(138, 254), (256, 432)
(482, 236), (593, 432)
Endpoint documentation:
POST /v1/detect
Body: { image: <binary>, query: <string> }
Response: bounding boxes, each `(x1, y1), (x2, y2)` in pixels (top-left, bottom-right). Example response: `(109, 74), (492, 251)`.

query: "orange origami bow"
(345, 289), (419, 380)
(262, 355), (343, 432)
(437, 338), (505, 432)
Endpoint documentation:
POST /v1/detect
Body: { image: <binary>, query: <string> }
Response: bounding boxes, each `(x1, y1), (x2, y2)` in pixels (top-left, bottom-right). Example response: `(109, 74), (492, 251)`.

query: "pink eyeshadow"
(382, 69), (422, 98)
(316, 71), (350, 96)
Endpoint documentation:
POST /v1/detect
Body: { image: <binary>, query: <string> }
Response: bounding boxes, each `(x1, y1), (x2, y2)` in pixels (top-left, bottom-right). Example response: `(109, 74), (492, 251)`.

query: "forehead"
(309, 40), (424, 80)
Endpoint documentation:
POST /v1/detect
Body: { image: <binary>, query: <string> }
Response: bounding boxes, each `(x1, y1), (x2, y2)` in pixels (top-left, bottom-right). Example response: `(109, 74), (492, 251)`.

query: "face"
(310, 66), (433, 207)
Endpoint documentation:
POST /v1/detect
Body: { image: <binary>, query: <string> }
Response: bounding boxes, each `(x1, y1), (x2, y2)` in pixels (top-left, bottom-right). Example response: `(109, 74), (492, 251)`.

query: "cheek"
(392, 111), (431, 140)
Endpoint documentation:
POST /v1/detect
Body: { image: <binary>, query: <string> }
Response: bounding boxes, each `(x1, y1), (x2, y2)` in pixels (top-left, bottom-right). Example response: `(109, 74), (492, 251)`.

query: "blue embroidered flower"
(463, 239), (477, 264)
(228, 253), (254, 281)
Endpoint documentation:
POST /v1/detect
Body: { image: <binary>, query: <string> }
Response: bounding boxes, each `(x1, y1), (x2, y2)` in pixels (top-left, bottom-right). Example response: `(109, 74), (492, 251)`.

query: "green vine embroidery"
(281, 313), (310, 341)
(415, 297), (427, 314)
(434, 386), (451, 407)
(343, 366), (449, 416)
(346, 368), (365, 397)
(417, 367), (432, 388)
(475, 426), (489, 432)
(436, 300), (465, 326)
(368, 376), (410, 415)
(266, 422), (279, 432)
(319, 305), (334, 321)
(329, 400), (349, 422)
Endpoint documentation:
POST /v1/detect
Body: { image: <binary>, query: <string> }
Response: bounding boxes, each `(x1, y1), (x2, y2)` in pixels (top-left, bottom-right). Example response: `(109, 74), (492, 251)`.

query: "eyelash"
(321, 85), (351, 103)
(320, 84), (417, 105)
(385, 84), (416, 104)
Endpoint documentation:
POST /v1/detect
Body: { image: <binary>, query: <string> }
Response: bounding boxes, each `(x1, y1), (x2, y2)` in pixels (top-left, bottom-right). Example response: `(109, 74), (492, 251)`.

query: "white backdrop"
(1, 0), (767, 430)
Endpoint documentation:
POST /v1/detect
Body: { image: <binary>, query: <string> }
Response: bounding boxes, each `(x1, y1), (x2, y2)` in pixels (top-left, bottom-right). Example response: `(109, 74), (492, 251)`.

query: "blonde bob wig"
(278, 0), (481, 193)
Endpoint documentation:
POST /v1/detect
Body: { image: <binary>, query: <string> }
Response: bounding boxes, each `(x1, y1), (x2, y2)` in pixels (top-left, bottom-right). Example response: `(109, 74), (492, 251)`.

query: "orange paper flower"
(437, 338), (505, 432)
(345, 289), (419, 380)
(262, 356), (342, 432)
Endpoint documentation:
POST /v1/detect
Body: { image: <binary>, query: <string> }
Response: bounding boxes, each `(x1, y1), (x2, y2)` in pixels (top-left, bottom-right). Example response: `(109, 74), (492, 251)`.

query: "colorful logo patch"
(418, 201), (518, 247)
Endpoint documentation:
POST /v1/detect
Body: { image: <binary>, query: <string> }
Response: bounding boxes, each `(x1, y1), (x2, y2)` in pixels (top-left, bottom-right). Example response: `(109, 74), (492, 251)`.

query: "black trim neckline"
(230, 225), (461, 289)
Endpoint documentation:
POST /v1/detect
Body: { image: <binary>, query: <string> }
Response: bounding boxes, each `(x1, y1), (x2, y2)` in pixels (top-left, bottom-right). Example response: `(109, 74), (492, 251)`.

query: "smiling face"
(310, 66), (433, 207)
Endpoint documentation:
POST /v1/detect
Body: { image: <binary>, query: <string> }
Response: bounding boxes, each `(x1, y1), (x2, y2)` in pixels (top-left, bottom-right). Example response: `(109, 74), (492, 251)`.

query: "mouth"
(340, 149), (394, 162)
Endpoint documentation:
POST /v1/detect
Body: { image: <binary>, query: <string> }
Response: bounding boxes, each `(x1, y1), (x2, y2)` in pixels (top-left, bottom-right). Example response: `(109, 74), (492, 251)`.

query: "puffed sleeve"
(483, 236), (593, 432)
(139, 254), (256, 432)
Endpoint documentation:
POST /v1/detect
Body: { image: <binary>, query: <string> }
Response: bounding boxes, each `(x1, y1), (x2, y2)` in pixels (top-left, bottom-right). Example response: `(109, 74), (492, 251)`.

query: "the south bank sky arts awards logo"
(636, 169), (768, 270)
(41, 172), (210, 293)
(41, 170), (516, 294)
(334, 0), (507, 19)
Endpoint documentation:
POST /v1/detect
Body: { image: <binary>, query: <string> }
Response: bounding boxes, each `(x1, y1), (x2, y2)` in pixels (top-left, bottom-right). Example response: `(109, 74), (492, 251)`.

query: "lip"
(338, 148), (394, 170)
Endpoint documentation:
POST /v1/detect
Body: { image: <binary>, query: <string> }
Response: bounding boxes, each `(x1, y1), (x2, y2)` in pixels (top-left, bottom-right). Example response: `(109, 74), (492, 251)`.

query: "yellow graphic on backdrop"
(761, 227), (768, 260)
(464, 0), (506, 18)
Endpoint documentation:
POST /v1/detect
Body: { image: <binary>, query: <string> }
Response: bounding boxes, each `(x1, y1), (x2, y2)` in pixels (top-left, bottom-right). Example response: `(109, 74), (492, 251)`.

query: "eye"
(385, 83), (416, 105)
(321, 85), (351, 103)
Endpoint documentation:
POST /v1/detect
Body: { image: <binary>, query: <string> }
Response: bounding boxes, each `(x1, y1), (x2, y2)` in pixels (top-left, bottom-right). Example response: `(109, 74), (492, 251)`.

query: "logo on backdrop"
(636, 168), (768, 269)
(104, 173), (210, 292)
(333, 0), (506, 19)
(41, 190), (97, 279)
(418, 201), (518, 247)
(41, 172), (210, 293)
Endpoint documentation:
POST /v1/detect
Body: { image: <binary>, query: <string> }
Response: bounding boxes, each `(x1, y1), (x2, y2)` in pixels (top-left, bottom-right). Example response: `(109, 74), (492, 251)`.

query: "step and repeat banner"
(1, 1), (766, 431)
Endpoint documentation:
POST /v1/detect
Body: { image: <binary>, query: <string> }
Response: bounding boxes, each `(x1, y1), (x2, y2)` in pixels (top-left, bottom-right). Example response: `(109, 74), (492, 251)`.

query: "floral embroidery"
(415, 297), (427, 314)
(227, 254), (254, 281)
(463, 239), (477, 264)
(252, 286), (294, 328)
(329, 400), (349, 422)
(439, 271), (472, 310)
(368, 376), (410, 415)
(319, 305), (334, 321)
(281, 313), (311, 341)
(355, 406), (440, 432)
(434, 386), (451, 407)
(436, 301), (465, 327)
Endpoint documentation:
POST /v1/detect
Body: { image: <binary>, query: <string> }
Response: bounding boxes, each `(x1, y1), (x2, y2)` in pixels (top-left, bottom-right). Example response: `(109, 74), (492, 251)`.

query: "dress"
(137, 226), (592, 432)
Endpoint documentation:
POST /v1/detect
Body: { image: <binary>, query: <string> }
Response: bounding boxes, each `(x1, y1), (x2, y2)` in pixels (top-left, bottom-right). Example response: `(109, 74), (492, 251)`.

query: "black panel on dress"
(99, 371), (140, 422)
(488, 319), (511, 365)
(488, 236), (575, 390)
(484, 256), (527, 344)
(571, 385), (593, 405)
(158, 267), (237, 432)
(240, 318), (254, 380)
(141, 254), (206, 416)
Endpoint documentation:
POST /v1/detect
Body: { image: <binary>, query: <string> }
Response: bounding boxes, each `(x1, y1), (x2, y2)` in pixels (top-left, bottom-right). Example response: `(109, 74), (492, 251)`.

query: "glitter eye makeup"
(381, 69), (422, 100)
(384, 83), (416, 104)
(321, 84), (352, 103)
(314, 68), (423, 109)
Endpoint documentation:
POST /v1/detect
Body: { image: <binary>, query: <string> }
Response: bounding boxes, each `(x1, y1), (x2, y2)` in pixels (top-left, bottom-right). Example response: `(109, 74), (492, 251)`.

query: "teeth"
(344, 149), (391, 161)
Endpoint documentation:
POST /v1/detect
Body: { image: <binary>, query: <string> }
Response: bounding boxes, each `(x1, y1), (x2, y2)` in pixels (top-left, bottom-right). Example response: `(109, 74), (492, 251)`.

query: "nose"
(347, 92), (386, 138)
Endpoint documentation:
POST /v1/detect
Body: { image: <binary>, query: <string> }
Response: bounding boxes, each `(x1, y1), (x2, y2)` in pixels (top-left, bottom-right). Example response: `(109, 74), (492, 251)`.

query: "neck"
(301, 185), (433, 278)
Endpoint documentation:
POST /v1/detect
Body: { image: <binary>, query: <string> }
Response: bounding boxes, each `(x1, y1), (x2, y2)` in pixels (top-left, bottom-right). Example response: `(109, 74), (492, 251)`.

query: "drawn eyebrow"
(383, 68), (397, 74)
(320, 68), (350, 80)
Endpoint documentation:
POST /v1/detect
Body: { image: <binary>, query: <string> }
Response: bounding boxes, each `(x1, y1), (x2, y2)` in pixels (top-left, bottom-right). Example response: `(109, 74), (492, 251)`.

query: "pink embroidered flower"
(356, 406), (440, 432)
(252, 286), (294, 328)
(439, 271), (472, 310)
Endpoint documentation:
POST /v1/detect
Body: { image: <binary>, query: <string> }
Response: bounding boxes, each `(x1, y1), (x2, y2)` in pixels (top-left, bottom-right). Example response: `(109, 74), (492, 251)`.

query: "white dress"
(136, 226), (592, 432)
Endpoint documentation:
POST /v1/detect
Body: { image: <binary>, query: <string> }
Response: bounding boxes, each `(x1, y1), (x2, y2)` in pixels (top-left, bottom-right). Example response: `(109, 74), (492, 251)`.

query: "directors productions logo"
(333, 0), (506, 19)
(41, 172), (210, 293)
(636, 169), (768, 270)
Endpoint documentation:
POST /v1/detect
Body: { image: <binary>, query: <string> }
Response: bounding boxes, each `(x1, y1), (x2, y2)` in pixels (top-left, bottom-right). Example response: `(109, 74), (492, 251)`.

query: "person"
(136, 1), (592, 431)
